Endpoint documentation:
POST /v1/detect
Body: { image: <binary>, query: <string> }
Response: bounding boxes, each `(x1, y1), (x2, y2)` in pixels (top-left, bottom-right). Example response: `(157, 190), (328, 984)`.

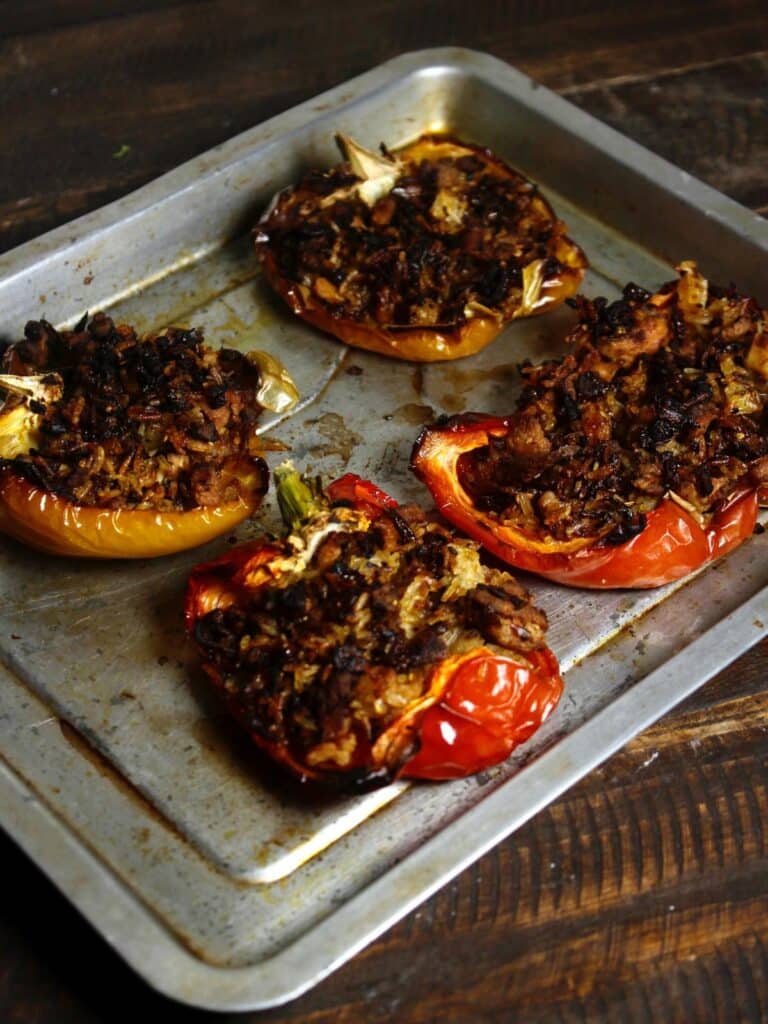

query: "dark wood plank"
(0, 0), (208, 36)
(250, 642), (768, 1024)
(2, 0), (767, 251)
(568, 53), (768, 213)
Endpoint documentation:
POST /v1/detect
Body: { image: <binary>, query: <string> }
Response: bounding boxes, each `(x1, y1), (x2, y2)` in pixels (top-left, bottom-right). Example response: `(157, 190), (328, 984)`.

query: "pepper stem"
(333, 134), (399, 207)
(274, 461), (326, 532)
(335, 133), (395, 181)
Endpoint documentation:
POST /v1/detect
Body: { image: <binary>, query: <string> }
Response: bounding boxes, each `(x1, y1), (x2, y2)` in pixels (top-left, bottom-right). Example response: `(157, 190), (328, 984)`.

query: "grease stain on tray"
(439, 360), (518, 412)
(306, 412), (361, 462)
(385, 402), (435, 426)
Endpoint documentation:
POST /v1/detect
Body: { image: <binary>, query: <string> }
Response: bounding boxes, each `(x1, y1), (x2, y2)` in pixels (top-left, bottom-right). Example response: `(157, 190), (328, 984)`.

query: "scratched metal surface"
(0, 49), (767, 1009)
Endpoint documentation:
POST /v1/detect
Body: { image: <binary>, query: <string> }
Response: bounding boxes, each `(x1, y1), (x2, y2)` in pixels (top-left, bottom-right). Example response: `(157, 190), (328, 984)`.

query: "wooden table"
(1, 3), (767, 1020)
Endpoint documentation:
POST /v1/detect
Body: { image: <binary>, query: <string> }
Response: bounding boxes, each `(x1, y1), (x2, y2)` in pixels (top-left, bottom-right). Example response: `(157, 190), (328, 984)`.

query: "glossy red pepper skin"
(325, 473), (399, 516)
(402, 647), (562, 779)
(185, 473), (563, 784)
(411, 414), (760, 590)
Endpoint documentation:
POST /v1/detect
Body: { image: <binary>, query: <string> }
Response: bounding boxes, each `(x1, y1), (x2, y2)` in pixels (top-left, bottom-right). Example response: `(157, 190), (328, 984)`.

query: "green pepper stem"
(274, 461), (325, 532)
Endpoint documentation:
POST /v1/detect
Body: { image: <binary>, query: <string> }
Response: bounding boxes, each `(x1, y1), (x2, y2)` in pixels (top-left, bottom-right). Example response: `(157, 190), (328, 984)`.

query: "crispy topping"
(0, 313), (283, 511)
(460, 263), (768, 543)
(255, 134), (586, 331)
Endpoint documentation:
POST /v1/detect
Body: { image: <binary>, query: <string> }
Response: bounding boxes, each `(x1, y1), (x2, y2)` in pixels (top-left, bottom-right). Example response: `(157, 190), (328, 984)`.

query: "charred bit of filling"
(193, 504), (548, 772)
(256, 139), (574, 329)
(0, 313), (268, 510)
(460, 267), (768, 543)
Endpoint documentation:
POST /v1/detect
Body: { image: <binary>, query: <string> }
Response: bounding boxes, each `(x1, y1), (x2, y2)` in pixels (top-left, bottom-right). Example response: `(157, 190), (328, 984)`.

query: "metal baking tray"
(1, 48), (766, 1011)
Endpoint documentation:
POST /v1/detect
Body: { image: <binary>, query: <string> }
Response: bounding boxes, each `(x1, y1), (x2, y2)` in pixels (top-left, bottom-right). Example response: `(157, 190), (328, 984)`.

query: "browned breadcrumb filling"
(192, 504), (548, 774)
(460, 271), (768, 544)
(255, 135), (581, 329)
(0, 313), (268, 510)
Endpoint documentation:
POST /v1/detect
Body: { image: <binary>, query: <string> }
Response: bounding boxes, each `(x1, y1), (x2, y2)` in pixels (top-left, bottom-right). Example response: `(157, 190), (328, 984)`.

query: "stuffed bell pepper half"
(412, 263), (768, 588)
(0, 313), (297, 558)
(255, 133), (587, 362)
(185, 464), (563, 788)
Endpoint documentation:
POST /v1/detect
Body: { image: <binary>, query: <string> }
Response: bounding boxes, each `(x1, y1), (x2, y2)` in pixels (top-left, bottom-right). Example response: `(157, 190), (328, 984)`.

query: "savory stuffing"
(255, 134), (585, 330)
(0, 313), (270, 510)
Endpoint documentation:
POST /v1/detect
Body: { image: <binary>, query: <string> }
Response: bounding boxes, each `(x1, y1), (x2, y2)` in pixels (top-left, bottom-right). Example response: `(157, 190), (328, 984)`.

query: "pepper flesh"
(0, 461), (266, 559)
(185, 468), (563, 787)
(411, 413), (759, 589)
(403, 647), (562, 779)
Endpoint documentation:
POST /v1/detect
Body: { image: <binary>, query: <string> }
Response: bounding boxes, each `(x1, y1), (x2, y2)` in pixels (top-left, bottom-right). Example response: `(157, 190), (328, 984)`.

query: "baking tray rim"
(1, 46), (767, 1010)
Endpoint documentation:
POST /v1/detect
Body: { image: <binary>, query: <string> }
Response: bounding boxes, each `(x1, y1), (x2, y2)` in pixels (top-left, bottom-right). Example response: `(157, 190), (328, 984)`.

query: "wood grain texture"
(2, 0), (767, 249)
(568, 53), (768, 214)
(1, 2), (767, 1021)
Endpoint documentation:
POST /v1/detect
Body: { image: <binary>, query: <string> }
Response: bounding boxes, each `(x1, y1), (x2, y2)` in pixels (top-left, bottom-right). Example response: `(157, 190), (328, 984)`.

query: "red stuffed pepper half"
(185, 464), (563, 788)
(412, 263), (768, 589)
